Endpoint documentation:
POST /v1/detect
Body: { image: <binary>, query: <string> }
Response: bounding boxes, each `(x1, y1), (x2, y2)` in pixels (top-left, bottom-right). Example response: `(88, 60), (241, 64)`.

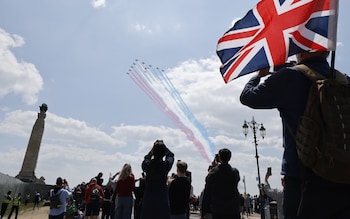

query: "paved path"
(241, 212), (263, 219)
(15, 205), (50, 219)
(18, 205), (263, 219)
(189, 211), (262, 219)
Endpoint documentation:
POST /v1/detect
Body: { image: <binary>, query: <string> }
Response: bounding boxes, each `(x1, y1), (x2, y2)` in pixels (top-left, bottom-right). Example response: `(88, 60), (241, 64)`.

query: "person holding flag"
(217, 0), (350, 218)
(240, 48), (350, 219)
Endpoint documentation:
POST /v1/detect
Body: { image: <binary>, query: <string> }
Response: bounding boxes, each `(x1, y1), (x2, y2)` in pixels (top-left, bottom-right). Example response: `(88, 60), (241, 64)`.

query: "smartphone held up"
(267, 167), (272, 176)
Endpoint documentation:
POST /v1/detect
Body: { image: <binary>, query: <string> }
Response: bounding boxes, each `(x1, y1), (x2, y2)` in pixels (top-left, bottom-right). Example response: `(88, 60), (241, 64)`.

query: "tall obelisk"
(16, 103), (48, 183)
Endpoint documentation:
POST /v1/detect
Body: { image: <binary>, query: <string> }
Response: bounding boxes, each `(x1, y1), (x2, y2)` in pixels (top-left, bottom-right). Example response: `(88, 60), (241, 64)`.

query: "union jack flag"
(217, 0), (339, 83)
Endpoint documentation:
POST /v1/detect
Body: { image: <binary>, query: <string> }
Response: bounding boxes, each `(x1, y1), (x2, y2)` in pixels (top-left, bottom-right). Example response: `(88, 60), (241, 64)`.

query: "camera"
(214, 154), (220, 162)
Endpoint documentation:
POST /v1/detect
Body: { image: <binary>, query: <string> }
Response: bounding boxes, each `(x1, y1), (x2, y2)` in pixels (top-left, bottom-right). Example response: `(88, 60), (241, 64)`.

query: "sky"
(1, 0), (350, 197)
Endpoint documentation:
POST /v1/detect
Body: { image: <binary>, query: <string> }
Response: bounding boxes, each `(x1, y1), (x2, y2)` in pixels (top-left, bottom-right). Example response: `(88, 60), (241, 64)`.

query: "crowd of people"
(42, 140), (252, 219)
(3, 50), (349, 219)
(44, 139), (206, 219)
(1, 139), (208, 219)
(0, 140), (276, 219)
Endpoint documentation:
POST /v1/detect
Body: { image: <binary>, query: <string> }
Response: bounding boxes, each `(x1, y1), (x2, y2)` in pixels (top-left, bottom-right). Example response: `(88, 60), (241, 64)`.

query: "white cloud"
(0, 109), (211, 193)
(0, 28), (43, 105)
(0, 56), (284, 196)
(134, 24), (151, 33)
(91, 0), (107, 8)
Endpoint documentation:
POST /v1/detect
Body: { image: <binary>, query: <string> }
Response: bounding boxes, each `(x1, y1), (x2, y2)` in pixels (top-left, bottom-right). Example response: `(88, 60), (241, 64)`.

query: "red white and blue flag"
(217, 0), (339, 83)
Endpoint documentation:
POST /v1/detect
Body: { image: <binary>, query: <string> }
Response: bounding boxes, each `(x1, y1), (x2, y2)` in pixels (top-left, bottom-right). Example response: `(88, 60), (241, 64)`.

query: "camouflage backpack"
(293, 64), (350, 184)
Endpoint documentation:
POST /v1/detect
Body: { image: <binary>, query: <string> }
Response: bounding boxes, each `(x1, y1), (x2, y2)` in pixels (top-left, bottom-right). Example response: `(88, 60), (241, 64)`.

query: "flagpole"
(330, 50), (336, 79)
(330, 0), (339, 79)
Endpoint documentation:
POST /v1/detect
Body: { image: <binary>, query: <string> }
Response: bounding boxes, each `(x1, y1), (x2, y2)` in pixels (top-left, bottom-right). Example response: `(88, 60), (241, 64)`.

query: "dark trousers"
(134, 200), (142, 219)
(33, 201), (40, 209)
(0, 203), (9, 217)
(8, 205), (19, 219)
(284, 176), (350, 219)
(283, 177), (301, 219)
(212, 213), (240, 219)
(102, 201), (111, 219)
(49, 212), (65, 219)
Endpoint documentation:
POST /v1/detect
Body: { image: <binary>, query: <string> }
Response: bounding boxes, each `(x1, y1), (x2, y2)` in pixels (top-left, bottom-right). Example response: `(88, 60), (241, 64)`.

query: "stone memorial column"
(16, 103), (47, 183)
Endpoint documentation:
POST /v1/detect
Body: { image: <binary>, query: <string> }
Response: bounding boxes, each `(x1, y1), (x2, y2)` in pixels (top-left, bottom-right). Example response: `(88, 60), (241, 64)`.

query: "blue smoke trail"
(128, 60), (216, 162)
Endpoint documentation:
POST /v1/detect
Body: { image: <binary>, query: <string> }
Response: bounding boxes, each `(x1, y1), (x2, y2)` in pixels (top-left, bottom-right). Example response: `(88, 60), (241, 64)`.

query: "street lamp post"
(242, 117), (266, 218)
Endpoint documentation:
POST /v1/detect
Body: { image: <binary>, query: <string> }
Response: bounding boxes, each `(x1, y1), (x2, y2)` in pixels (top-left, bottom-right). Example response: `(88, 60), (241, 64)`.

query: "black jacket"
(201, 163), (240, 216)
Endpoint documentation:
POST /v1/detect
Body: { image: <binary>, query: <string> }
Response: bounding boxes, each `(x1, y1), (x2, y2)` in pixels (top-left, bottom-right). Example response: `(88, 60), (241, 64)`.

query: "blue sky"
(1, 0), (349, 196)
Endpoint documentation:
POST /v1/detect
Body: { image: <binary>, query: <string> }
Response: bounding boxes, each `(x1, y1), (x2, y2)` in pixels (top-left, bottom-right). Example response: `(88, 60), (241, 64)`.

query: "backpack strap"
(291, 64), (325, 82)
(51, 189), (62, 196)
(292, 64), (349, 84)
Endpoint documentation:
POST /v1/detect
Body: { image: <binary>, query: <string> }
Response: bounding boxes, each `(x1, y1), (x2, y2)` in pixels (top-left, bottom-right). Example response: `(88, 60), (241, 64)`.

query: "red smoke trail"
(128, 62), (212, 162)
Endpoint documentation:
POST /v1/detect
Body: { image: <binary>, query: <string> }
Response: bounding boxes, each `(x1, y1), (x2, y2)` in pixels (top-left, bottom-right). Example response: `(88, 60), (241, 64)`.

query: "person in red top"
(115, 163), (135, 219)
(85, 178), (104, 219)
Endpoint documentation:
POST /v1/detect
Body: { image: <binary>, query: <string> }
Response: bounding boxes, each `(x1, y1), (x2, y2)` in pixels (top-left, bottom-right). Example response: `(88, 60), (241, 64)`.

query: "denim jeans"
(114, 196), (133, 219)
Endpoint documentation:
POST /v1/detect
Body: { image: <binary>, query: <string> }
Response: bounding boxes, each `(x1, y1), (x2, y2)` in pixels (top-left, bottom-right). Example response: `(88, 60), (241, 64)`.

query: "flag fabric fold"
(217, 0), (339, 83)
